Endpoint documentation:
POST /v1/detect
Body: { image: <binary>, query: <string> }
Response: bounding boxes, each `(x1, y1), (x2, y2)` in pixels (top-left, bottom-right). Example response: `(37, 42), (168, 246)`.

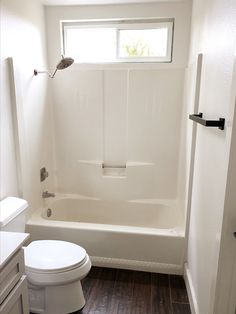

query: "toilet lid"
(24, 240), (87, 272)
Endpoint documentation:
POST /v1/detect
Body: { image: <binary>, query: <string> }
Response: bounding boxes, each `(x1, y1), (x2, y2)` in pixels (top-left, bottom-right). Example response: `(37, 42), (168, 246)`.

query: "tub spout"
(42, 191), (55, 198)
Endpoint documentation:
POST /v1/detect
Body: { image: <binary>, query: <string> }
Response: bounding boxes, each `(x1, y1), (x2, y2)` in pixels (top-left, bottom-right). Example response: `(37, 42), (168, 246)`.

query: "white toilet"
(0, 197), (91, 314)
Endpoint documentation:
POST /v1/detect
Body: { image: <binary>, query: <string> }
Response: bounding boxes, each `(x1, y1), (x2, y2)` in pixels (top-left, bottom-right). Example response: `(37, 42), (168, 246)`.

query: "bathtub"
(26, 195), (186, 274)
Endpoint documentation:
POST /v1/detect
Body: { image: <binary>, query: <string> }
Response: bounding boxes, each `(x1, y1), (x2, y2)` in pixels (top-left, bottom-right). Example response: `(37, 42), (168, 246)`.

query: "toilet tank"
(0, 197), (28, 232)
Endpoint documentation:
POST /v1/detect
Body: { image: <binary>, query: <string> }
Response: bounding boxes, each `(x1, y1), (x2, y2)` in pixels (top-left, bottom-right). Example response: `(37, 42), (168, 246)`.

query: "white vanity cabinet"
(0, 232), (30, 314)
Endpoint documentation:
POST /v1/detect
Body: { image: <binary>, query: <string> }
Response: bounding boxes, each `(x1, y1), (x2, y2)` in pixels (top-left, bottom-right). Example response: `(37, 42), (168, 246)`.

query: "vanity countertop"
(0, 231), (29, 269)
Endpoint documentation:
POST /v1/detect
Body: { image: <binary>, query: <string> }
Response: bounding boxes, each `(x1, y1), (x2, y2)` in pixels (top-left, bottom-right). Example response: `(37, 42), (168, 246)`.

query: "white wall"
(214, 59), (236, 313)
(46, 2), (191, 69)
(0, 0), (55, 215)
(185, 0), (236, 313)
(45, 2), (191, 201)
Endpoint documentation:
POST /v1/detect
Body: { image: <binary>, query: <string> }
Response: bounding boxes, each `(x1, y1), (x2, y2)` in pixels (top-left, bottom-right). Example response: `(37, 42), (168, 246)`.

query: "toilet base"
(28, 280), (85, 314)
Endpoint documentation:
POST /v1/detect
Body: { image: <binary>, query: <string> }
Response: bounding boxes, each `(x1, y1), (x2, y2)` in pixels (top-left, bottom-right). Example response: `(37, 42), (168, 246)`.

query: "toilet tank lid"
(0, 197), (28, 227)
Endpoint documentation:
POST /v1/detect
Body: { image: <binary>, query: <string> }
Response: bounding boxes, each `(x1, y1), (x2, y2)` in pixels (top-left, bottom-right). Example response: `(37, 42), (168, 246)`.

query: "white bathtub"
(26, 195), (186, 274)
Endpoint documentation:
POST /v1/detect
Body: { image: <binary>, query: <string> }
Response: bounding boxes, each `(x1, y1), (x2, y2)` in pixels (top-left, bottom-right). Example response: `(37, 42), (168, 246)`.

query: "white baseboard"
(91, 256), (183, 274)
(184, 263), (199, 314)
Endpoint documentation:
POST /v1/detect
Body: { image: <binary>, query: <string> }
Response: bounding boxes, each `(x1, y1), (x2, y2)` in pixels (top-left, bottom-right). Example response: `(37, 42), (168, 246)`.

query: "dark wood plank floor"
(77, 267), (191, 314)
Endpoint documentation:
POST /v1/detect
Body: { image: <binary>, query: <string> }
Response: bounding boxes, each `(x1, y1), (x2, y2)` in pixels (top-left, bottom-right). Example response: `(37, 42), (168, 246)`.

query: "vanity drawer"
(0, 275), (29, 314)
(0, 249), (25, 304)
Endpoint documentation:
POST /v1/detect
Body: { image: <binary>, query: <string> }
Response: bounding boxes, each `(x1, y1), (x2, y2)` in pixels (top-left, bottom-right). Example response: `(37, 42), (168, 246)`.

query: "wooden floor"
(77, 267), (191, 314)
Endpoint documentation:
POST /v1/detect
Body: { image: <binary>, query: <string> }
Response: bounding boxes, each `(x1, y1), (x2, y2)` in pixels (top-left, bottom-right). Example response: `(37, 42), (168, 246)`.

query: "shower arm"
(34, 69), (54, 78)
(34, 56), (74, 79)
(50, 68), (58, 78)
(33, 69), (58, 78)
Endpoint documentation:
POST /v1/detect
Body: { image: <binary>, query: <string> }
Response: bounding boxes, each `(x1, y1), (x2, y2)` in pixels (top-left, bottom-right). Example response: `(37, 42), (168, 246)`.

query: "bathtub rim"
(43, 193), (186, 207)
(27, 206), (185, 238)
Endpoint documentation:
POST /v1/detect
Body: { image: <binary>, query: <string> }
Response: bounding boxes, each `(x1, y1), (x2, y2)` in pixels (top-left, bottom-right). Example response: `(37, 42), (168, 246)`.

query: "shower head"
(56, 57), (74, 70)
(34, 55), (74, 78)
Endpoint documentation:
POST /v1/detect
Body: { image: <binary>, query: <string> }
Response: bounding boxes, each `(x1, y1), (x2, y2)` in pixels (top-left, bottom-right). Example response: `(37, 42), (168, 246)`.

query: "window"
(61, 19), (174, 63)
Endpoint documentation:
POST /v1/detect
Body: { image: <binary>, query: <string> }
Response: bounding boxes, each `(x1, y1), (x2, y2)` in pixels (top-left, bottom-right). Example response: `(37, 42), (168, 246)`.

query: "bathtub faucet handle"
(40, 167), (49, 182)
(42, 191), (55, 198)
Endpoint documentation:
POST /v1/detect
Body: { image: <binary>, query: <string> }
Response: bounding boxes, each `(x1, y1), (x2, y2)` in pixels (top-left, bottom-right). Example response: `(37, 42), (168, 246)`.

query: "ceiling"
(42, 0), (187, 6)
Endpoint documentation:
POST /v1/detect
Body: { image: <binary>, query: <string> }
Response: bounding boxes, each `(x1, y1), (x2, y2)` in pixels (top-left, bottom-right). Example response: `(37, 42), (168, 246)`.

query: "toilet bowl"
(24, 240), (91, 314)
(0, 197), (91, 314)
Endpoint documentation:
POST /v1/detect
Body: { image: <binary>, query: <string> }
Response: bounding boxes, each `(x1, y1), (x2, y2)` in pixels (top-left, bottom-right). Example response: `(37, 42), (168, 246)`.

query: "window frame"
(61, 18), (174, 64)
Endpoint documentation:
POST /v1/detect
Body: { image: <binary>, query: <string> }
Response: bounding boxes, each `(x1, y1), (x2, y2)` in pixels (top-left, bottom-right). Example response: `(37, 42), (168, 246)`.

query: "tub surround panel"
(54, 70), (104, 162)
(53, 70), (104, 187)
(52, 68), (185, 200)
(128, 69), (184, 198)
(103, 70), (128, 168)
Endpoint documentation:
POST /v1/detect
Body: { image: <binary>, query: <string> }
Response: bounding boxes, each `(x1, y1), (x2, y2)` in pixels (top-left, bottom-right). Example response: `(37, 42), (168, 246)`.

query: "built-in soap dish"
(102, 164), (126, 178)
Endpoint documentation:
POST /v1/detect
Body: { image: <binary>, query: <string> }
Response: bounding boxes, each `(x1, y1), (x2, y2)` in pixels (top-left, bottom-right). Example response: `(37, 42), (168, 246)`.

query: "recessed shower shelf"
(77, 160), (103, 166)
(77, 160), (154, 178)
(77, 160), (154, 167)
(102, 164), (126, 177)
(126, 162), (154, 167)
(189, 113), (225, 130)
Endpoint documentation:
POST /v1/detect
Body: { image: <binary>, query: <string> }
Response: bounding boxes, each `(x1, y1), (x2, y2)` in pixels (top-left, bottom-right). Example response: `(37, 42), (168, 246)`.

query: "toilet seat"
(24, 240), (87, 272)
(24, 240), (91, 286)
